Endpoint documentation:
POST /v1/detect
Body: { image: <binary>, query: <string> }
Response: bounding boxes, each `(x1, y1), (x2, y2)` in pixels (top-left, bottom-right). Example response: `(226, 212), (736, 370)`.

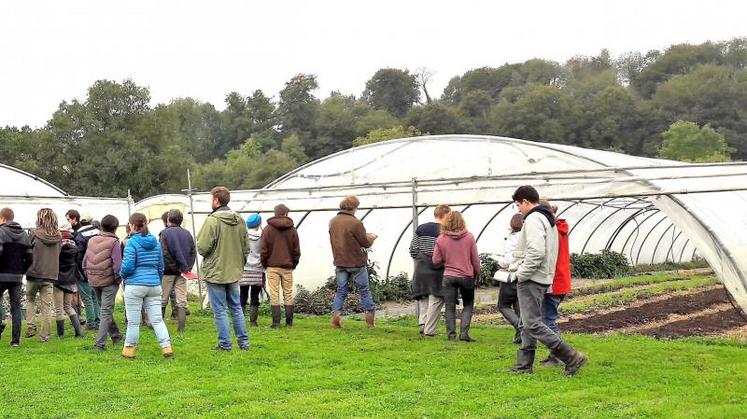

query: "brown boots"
(332, 310), (375, 328)
(331, 311), (342, 329)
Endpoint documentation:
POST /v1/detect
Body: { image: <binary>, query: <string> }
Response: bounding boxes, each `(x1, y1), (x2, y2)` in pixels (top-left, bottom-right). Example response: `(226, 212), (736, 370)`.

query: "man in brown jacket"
(260, 204), (301, 329)
(328, 196), (377, 328)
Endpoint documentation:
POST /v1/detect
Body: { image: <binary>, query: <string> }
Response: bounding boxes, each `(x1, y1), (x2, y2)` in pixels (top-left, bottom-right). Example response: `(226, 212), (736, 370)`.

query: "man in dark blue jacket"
(159, 209), (196, 333)
(0, 207), (33, 347)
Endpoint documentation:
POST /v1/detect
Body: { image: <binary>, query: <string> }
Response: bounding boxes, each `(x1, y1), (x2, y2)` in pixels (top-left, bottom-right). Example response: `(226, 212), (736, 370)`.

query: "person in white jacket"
(239, 214), (264, 327)
(495, 213), (524, 344)
(509, 185), (587, 376)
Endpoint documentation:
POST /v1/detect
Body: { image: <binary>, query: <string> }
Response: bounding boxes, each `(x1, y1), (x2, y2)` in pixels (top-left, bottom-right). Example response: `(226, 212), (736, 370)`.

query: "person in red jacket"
(540, 201), (571, 367)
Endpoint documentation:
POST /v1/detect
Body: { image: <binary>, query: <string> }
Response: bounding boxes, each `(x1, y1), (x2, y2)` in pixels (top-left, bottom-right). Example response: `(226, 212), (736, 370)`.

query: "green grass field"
(1, 305), (746, 418)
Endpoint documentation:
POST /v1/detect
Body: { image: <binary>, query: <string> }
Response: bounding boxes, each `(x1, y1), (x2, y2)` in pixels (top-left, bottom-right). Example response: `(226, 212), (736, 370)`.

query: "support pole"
(411, 178), (418, 235)
(186, 168), (204, 308)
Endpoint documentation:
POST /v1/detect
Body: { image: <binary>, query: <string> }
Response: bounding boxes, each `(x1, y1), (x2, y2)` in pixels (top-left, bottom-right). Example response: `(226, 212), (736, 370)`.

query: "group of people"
(409, 186), (586, 375)
(0, 183), (586, 374)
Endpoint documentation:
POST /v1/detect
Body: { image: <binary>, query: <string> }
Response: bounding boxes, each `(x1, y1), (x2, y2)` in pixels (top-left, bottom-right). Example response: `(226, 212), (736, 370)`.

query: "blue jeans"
(207, 282), (249, 349)
(541, 293), (565, 335)
(124, 285), (171, 348)
(331, 267), (375, 312)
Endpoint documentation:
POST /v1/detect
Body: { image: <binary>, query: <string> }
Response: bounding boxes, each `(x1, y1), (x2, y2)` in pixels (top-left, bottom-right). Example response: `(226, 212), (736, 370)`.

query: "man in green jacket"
(197, 186), (250, 351)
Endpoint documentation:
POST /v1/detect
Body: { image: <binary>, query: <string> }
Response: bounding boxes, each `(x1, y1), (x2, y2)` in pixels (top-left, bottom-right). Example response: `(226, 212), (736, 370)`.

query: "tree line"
(1, 38), (745, 200)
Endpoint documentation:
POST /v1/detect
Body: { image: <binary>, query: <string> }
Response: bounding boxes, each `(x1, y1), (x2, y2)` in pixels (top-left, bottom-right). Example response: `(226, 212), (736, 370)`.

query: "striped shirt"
(409, 222), (441, 259)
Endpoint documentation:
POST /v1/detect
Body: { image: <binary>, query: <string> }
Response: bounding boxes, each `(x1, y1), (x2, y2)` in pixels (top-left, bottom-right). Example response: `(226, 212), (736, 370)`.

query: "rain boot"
(445, 308), (457, 341)
(365, 310), (375, 328)
(509, 349), (535, 374)
(69, 314), (83, 338)
(459, 306), (476, 342)
(269, 305), (281, 329)
(249, 306), (259, 327)
(331, 311), (342, 329)
(56, 320), (65, 338)
(176, 307), (186, 334)
(551, 341), (588, 376)
(285, 305), (294, 327)
(539, 354), (563, 367)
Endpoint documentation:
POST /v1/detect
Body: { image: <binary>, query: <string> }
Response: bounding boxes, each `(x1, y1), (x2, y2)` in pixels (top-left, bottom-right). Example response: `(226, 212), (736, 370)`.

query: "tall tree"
(659, 120), (731, 162)
(363, 68), (420, 117)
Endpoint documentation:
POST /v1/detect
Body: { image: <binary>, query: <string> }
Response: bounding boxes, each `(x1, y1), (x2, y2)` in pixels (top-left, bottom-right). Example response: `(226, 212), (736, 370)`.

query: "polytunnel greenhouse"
(3, 135), (747, 314)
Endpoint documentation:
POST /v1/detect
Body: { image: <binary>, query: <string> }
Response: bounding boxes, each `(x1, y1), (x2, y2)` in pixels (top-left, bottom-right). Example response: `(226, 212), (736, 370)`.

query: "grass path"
(1, 312), (747, 418)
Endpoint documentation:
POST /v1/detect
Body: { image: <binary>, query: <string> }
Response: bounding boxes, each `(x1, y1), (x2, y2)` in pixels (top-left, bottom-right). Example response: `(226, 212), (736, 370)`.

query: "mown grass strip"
(570, 274), (692, 298)
(562, 275), (719, 314)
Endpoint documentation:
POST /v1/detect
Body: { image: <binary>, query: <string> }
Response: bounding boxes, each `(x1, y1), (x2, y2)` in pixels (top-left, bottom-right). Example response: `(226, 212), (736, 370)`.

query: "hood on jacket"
(0, 222), (27, 242)
(33, 229), (62, 245)
(129, 233), (158, 250)
(267, 216), (294, 230)
(525, 205), (556, 228)
(248, 229), (262, 241)
(444, 230), (469, 240)
(211, 210), (243, 226)
(556, 219), (569, 235)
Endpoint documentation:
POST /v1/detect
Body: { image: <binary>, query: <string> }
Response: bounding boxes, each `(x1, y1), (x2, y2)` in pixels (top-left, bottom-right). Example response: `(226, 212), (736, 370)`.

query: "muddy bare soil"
(640, 308), (747, 338)
(561, 287), (744, 335)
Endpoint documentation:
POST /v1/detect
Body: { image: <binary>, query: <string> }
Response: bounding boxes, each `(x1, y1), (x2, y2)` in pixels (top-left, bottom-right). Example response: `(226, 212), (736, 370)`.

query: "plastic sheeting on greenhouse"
(130, 135), (747, 314)
(4, 135), (747, 314)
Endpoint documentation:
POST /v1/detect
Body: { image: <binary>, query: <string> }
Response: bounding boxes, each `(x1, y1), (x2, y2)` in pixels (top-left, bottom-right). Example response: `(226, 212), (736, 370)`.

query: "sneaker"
(239, 345), (251, 351)
(25, 327), (36, 338)
(213, 345), (232, 352)
(10, 342), (19, 348)
(93, 344), (106, 352)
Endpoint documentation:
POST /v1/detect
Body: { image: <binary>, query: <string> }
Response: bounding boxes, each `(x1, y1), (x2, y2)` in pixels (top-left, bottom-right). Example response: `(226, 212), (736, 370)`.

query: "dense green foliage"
(571, 250), (633, 279)
(2, 38), (747, 199)
(1, 311), (746, 417)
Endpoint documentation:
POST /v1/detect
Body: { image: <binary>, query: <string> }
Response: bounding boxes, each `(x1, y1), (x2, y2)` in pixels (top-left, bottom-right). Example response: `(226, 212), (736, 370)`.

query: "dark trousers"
(541, 294), (565, 335)
(0, 282), (22, 344)
(517, 280), (562, 352)
(239, 285), (262, 311)
(93, 285), (122, 347)
(442, 276), (475, 339)
(498, 281), (521, 333)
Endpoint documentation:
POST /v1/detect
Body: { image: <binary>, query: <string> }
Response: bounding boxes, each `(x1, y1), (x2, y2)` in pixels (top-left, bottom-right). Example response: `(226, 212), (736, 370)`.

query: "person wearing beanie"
(0, 207), (33, 347)
(494, 213), (524, 344)
(240, 214), (265, 327)
(158, 209), (196, 334)
(260, 205), (301, 328)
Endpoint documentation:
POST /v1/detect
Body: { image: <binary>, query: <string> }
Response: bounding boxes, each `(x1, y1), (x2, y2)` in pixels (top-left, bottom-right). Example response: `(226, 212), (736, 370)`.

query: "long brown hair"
(129, 213), (149, 236)
(36, 208), (60, 238)
(441, 211), (466, 234)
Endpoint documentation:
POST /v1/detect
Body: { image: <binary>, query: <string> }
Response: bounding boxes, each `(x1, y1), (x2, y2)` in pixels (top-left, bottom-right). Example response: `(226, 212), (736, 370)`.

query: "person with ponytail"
(119, 213), (173, 359)
(25, 208), (62, 342)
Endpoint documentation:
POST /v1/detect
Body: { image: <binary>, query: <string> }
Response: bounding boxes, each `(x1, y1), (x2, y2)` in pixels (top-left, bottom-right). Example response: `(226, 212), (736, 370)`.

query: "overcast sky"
(1, 0), (745, 128)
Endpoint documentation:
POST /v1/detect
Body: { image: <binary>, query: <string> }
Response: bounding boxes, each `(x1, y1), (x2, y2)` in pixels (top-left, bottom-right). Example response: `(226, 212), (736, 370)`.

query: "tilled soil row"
(639, 308), (747, 338)
(560, 287), (733, 334)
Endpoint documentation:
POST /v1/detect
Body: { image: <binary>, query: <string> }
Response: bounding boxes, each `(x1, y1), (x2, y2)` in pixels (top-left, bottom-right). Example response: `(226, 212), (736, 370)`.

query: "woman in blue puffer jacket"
(119, 213), (172, 359)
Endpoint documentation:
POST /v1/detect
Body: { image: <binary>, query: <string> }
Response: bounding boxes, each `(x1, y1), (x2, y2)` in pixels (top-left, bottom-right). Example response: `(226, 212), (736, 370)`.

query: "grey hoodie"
(514, 207), (558, 285)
